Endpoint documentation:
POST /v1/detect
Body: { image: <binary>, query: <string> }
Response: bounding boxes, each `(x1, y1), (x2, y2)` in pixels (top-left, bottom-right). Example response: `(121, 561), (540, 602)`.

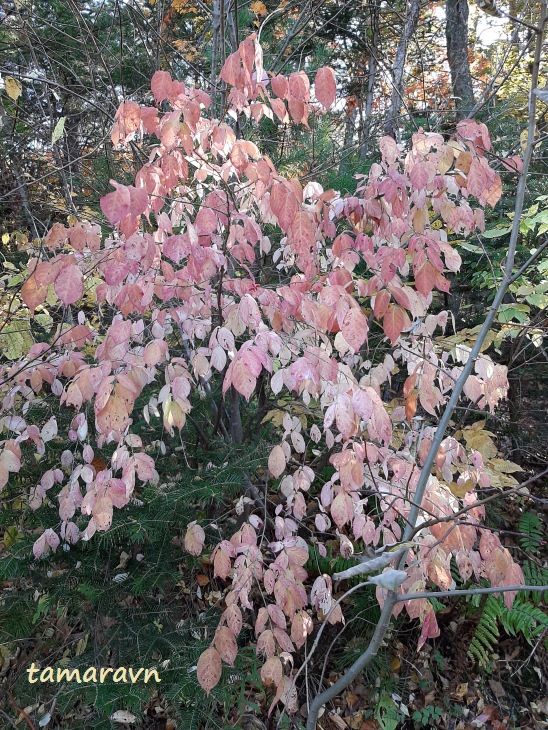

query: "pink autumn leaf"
(220, 51), (241, 87)
(273, 627), (295, 653)
(417, 607), (440, 650)
(289, 71), (310, 102)
(268, 445), (286, 479)
(290, 610), (313, 649)
(44, 528), (60, 551)
(213, 547), (231, 580)
(270, 75), (289, 99)
(383, 304), (407, 345)
(185, 521), (205, 556)
(55, 264), (83, 306)
(414, 259), (438, 297)
(229, 358), (257, 401)
(197, 647), (222, 695)
(133, 453), (159, 483)
(100, 181), (131, 225)
(256, 629), (276, 658)
(93, 495), (114, 531)
(214, 626), (238, 667)
(151, 70), (172, 103)
(224, 604), (243, 636)
(341, 307), (368, 352)
(314, 67), (336, 109)
(330, 492), (352, 529)
(260, 656), (283, 687)
(270, 183), (299, 232)
(33, 532), (47, 559)
(128, 186), (148, 217)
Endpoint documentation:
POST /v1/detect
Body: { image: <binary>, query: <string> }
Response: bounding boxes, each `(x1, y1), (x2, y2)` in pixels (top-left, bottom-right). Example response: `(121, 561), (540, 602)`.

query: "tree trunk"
(359, 53), (377, 159)
(210, 0), (221, 117)
(384, 0), (422, 140)
(339, 102), (357, 174)
(446, 0), (475, 121)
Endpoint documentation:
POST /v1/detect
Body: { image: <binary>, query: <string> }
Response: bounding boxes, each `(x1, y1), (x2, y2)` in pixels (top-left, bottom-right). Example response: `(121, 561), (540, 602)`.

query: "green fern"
(518, 512), (545, 552)
(468, 590), (548, 667)
(468, 594), (502, 666)
(523, 560), (548, 605)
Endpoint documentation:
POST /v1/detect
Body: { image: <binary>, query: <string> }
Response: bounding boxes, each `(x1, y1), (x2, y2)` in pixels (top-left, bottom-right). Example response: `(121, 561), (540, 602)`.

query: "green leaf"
(460, 243), (483, 253)
(52, 116), (66, 145)
(497, 304), (530, 323)
(482, 226), (512, 239)
(525, 293), (548, 308)
(0, 327), (34, 360)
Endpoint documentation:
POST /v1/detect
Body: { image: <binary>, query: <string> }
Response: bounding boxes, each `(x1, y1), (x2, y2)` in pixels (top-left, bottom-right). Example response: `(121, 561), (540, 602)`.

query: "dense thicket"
(0, 2), (547, 729)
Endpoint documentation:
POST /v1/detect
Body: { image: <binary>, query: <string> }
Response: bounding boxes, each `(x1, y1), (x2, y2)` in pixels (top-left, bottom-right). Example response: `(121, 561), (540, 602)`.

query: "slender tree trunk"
(359, 54), (377, 158)
(210, 0), (221, 117)
(384, 0), (421, 140)
(446, 0), (475, 121)
(339, 102), (357, 174)
(10, 161), (39, 240)
(359, 0), (379, 158)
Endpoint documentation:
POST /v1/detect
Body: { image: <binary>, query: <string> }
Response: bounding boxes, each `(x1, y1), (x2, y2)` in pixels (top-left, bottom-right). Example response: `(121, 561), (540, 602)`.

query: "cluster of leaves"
(0, 34), (531, 715)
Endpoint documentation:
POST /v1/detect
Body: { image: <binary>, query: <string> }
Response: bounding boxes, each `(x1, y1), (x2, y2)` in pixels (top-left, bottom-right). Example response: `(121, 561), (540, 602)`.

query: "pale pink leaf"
(271, 75), (289, 99)
(33, 532), (47, 559)
(214, 547), (232, 580)
(100, 181), (131, 225)
(314, 67), (336, 109)
(330, 491), (352, 529)
(55, 265), (83, 306)
(224, 604), (243, 636)
(417, 607), (440, 650)
(290, 610), (313, 649)
(214, 626), (238, 667)
(151, 70), (172, 103)
(383, 305), (407, 345)
(93, 495), (113, 531)
(341, 307), (368, 351)
(185, 522), (205, 556)
(230, 358), (257, 401)
(414, 259), (438, 297)
(256, 629), (276, 658)
(268, 445), (286, 479)
(273, 627), (295, 653)
(197, 647), (222, 695)
(260, 656), (283, 687)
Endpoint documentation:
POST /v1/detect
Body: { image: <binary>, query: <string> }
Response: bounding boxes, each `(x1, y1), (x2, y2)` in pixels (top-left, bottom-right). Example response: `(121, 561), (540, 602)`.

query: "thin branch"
(395, 584), (548, 602)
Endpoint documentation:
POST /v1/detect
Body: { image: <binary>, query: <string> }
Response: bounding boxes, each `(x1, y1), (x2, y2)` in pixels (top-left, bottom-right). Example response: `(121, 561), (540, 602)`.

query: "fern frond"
(518, 512), (544, 552)
(500, 596), (548, 642)
(468, 594), (502, 666)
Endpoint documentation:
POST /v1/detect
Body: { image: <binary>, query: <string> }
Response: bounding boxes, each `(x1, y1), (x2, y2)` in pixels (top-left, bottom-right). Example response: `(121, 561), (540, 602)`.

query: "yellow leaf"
(448, 479), (475, 498)
(5, 76), (22, 101)
(1, 233), (9, 244)
(52, 116), (66, 145)
(488, 458), (524, 474)
(463, 429), (497, 459)
(469, 419), (486, 430)
(484, 468), (519, 489)
(520, 125), (539, 153)
(261, 409), (285, 427)
(250, 0), (267, 14)
(3, 526), (22, 549)
(75, 633), (89, 657)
